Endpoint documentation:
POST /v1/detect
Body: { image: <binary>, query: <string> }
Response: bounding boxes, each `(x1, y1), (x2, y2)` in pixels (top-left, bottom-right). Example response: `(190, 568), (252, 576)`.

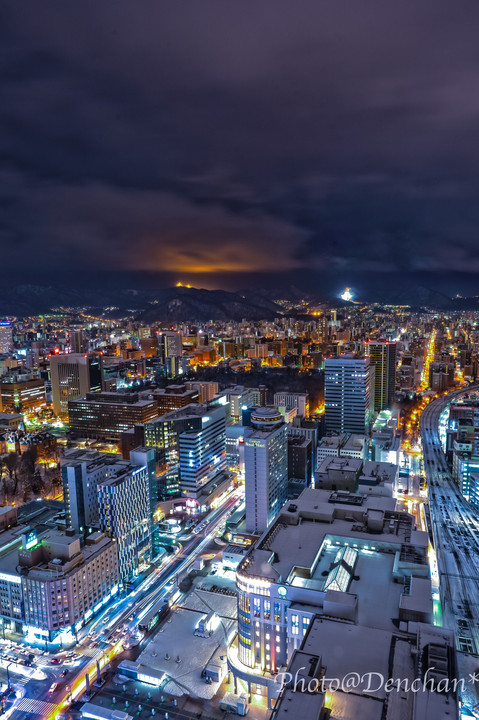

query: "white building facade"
(244, 409), (288, 534)
(324, 355), (375, 434)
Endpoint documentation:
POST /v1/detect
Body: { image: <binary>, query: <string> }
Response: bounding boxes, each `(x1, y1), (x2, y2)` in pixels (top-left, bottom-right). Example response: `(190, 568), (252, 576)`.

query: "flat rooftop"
(272, 689), (327, 720)
(154, 386), (197, 396)
(96, 464), (143, 487)
(21, 529), (114, 581)
(133, 588), (236, 699)
(239, 489), (427, 609)
(244, 425), (284, 441)
(226, 424), (248, 438)
(342, 433), (366, 451)
(155, 403), (210, 422)
(283, 617), (456, 720)
(63, 449), (140, 483)
(360, 461), (398, 484)
(79, 703), (133, 720)
(73, 392), (156, 407)
(16, 499), (65, 525)
(318, 433), (347, 449)
(316, 455), (363, 473)
(63, 448), (124, 469)
(0, 529), (29, 575)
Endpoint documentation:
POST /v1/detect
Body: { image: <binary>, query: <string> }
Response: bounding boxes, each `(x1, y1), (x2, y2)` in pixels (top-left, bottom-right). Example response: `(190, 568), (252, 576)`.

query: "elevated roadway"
(420, 384), (479, 653)
(420, 385), (479, 715)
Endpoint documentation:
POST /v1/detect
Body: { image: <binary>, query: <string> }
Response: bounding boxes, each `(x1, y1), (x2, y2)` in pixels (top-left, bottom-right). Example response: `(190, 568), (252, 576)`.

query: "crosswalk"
(82, 647), (101, 657)
(15, 676), (29, 686)
(15, 697), (58, 716)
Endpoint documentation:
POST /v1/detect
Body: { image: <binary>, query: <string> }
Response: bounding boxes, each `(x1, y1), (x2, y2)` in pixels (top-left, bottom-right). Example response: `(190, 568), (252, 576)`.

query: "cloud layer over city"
(2, 1), (479, 284)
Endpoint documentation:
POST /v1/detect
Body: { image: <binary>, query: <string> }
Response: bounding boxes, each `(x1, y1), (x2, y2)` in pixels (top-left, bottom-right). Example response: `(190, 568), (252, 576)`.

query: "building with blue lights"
(324, 355), (375, 434)
(98, 462), (151, 583)
(178, 404), (227, 500)
(63, 448), (155, 582)
(0, 527), (119, 644)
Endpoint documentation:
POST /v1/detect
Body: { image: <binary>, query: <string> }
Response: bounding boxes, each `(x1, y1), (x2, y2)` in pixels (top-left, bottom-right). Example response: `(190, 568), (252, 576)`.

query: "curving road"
(420, 385), (479, 656)
(6, 492), (241, 720)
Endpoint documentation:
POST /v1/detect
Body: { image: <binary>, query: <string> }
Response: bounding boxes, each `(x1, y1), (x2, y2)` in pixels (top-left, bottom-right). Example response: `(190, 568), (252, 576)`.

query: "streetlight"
(6, 661), (12, 691)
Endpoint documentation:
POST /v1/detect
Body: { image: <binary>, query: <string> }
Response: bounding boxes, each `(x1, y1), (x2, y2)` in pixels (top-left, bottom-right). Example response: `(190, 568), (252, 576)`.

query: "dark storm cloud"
(2, 1), (479, 279)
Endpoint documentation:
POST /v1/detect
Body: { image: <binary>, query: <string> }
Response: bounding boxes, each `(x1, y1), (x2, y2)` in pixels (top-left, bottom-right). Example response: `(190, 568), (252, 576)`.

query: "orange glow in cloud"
(126, 197), (307, 275)
(157, 240), (300, 274)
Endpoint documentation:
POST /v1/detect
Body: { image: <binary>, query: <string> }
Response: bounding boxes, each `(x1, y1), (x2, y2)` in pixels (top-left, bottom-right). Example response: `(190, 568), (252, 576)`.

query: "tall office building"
(50, 353), (102, 416)
(274, 391), (310, 418)
(19, 529), (119, 642)
(62, 448), (133, 532)
(70, 328), (84, 354)
(68, 391), (159, 440)
(159, 331), (182, 363)
(145, 404), (204, 465)
(244, 408), (288, 534)
(0, 377), (46, 412)
(144, 404), (205, 498)
(97, 463), (151, 583)
(178, 405), (227, 500)
(185, 381), (218, 403)
(62, 448), (156, 576)
(154, 385), (199, 415)
(324, 355), (375, 434)
(367, 341), (396, 411)
(129, 447), (160, 557)
(0, 322), (13, 354)
(62, 460), (100, 532)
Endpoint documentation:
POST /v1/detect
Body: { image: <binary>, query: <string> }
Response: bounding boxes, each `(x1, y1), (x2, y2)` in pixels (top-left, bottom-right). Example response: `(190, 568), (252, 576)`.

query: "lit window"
(291, 614), (299, 635)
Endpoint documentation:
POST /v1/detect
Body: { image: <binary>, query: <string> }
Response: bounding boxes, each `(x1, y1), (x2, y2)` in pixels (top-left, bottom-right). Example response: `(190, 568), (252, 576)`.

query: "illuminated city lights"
(0, 7), (477, 716)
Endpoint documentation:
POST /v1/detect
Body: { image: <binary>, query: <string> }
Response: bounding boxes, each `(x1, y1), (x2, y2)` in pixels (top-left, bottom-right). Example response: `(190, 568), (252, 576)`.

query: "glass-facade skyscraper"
(324, 355), (375, 434)
(367, 341), (396, 412)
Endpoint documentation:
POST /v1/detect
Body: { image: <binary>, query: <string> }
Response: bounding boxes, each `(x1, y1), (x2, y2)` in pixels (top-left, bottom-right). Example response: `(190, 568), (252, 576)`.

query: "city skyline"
(0, 291), (478, 718)
(2, 4), (479, 719)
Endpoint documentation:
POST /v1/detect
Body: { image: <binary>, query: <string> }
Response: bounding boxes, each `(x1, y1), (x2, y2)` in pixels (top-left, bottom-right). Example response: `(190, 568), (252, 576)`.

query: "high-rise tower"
(367, 341), (396, 412)
(324, 355), (375, 434)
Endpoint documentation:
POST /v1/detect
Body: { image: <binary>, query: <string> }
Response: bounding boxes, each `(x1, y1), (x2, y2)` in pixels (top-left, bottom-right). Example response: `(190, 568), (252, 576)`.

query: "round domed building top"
(250, 406), (283, 430)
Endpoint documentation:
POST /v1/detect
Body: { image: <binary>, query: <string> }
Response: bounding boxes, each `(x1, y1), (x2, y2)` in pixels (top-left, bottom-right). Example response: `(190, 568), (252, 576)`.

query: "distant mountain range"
(137, 287), (282, 322)
(1, 270), (479, 319)
(0, 283), (284, 321)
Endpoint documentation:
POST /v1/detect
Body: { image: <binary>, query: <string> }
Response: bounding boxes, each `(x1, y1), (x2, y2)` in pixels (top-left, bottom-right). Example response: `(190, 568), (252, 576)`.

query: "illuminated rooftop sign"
(22, 530), (38, 551)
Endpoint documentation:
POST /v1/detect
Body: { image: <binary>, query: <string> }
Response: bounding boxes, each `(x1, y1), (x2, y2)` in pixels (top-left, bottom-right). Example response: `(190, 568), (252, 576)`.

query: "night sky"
(2, 2), (479, 291)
